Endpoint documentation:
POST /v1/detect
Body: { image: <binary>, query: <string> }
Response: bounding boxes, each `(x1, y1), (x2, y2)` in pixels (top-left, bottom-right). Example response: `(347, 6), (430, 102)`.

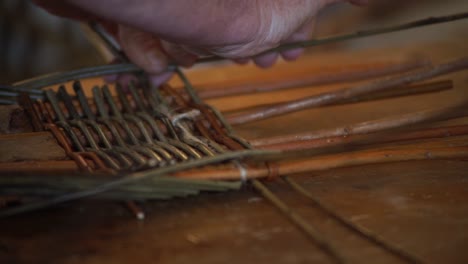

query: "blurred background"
(0, 0), (467, 84)
(0, 0), (102, 84)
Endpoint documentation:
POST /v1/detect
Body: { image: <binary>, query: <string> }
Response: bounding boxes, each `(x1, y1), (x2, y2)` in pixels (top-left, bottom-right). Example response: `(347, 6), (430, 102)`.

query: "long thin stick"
(250, 102), (468, 147)
(251, 180), (346, 264)
(268, 12), (468, 55)
(194, 59), (430, 99)
(282, 176), (424, 264)
(258, 124), (468, 151)
(227, 57), (468, 125)
(228, 80), (452, 115)
(0, 176), (242, 200)
(3, 144), (467, 197)
(175, 145), (468, 181)
(0, 149), (275, 217)
(2, 123), (467, 175)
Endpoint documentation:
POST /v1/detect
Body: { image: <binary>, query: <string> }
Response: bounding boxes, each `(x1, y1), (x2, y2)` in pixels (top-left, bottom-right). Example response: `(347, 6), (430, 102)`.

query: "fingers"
(117, 25), (190, 86)
(114, 1), (322, 80)
(245, 16), (317, 68)
(253, 52), (279, 68)
(281, 17), (316, 61)
(148, 72), (174, 87)
(160, 41), (198, 67)
(104, 71), (173, 89)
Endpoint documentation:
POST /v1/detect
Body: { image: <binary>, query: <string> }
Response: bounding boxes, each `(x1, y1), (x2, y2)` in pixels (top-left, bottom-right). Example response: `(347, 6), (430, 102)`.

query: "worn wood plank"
(0, 132), (67, 162)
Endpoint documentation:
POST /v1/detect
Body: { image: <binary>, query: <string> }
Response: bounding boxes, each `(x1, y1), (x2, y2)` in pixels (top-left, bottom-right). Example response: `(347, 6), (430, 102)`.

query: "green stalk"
(0, 149), (276, 217)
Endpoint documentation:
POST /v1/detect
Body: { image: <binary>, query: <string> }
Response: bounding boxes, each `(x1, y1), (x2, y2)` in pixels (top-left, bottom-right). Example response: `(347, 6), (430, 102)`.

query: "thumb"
(118, 25), (169, 75)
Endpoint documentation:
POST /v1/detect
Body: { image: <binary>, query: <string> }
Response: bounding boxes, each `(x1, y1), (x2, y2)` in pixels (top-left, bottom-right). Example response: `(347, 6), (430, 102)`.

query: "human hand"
(36, 0), (368, 85)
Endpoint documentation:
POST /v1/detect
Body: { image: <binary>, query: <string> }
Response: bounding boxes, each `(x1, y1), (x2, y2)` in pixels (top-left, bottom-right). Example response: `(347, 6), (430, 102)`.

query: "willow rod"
(259, 124), (468, 152)
(227, 80), (452, 115)
(11, 12), (468, 91)
(2, 140), (467, 199)
(193, 59), (430, 99)
(2, 123), (467, 175)
(175, 145), (468, 181)
(252, 180), (346, 264)
(282, 176), (424, 264)
(268, 12), (468, 54)
(250, 101), (468, 147)
(227, 57), (468, 124)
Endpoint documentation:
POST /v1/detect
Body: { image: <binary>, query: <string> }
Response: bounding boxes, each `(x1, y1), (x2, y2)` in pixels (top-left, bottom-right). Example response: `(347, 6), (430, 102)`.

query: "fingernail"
(281, 48), (305, 61)
(145, 48), (169, 74)
(149, 72), (174, 87)
(254, 52), (279, 68)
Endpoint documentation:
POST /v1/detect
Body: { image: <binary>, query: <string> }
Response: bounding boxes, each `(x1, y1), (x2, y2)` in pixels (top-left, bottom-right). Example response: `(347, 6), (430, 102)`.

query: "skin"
(35, 0), (368, 85)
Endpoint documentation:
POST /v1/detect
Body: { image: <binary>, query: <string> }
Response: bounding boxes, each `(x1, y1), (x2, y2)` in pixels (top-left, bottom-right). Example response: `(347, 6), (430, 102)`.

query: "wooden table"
(1, 7), (468, 264)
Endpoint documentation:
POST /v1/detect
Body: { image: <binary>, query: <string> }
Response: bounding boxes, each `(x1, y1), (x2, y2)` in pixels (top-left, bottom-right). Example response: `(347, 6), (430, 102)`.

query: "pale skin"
(36, 0), (368, 85)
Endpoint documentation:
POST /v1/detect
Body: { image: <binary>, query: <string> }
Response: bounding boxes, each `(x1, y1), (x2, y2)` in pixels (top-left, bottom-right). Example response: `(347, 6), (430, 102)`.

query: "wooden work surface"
(1, 160), (467, 264)
(1, 8), (468, 264)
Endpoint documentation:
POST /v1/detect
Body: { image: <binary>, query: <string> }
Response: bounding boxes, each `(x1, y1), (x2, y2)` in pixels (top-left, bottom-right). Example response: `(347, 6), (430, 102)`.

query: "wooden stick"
(279, 145), (468, 175)
(175, 145), (468, 181)
(228, 79), (452, 115)
(282, 176), (424, 264)
(2, 144), (467, 195)
(266, 12), (468, 55)
(194, 59), (430, 99)
(227, 57), (468, 125)
(250, 103), (468, 147)
(258, 124), (468, 151)
(125, 201), (145, 220)
(3, 123), (466, 175)
(251, 179), (346, 264)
